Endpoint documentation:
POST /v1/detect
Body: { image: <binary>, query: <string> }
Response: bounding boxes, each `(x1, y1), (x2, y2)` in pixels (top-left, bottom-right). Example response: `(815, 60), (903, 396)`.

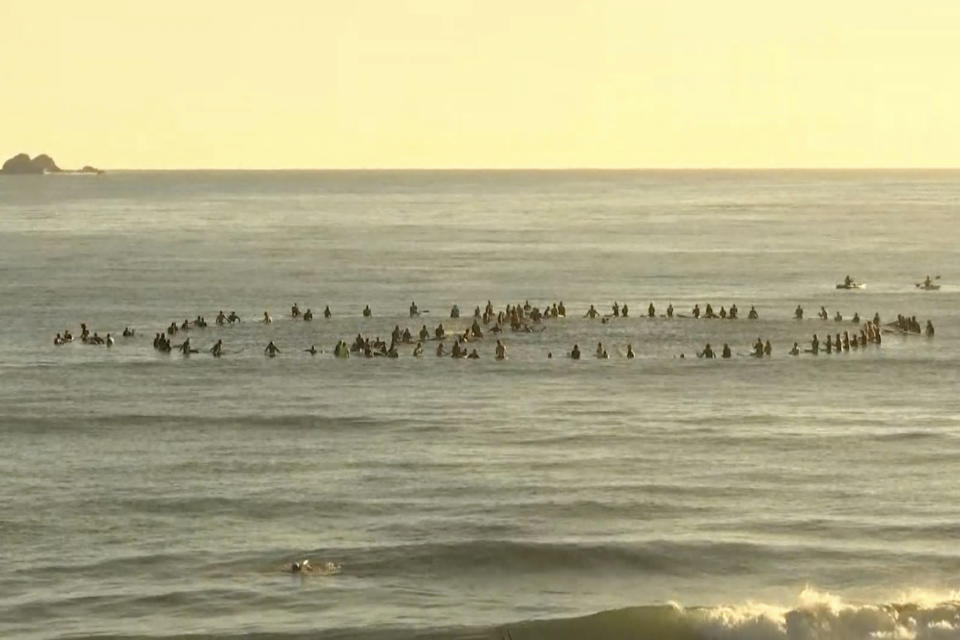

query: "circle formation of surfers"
(53, 297), (937, 362)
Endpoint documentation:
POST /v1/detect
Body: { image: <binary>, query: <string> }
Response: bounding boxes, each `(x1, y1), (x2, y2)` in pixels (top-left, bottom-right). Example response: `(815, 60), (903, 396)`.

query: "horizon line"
(91, 166), (960, 172)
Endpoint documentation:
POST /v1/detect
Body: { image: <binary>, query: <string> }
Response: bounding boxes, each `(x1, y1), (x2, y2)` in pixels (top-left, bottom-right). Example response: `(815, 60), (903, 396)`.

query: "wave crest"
(499, 588), (960, 640)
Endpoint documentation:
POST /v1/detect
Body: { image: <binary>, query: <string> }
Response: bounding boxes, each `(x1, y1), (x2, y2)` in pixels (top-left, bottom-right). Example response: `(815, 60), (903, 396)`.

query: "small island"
(1, 153), (103, 175)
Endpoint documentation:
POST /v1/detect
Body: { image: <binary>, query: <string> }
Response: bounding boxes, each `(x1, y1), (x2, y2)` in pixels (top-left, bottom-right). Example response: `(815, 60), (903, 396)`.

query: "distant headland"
(1, 153), (103, 175)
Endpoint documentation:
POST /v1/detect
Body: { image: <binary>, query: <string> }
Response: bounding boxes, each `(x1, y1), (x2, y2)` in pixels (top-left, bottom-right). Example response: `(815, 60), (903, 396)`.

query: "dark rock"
(1, 153), (39, 174)
(1, 153), (101, 175)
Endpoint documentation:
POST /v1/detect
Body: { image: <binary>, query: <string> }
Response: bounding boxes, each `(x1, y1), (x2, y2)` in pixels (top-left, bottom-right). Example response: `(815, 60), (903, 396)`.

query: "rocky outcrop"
(1, 153), (101, 175)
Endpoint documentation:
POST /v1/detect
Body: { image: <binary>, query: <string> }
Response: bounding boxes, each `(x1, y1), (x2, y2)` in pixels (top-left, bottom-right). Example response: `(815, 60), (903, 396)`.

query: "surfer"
(363, 305), (372, 317)
(648, 302), (655, 318)
(571, 344), (581, 360)
(54, 333), (64, 346)
(450, 304), (460, 319)
(692, 304), (700, 319)
(179, 337), (194, 355)
(324, 306), (332, 319)
(748, 306), (759, 320)
(291, 303), (300, 318)
(666, 303), (674, 318)
(265, 341), (280, 357)
(585, 305), (599, 319)
(435, 323), (445, 340)
(409, 301), (419, 317)
(227, 311), (241, 323)
(122, 327), (135, 337)
(810, 334), (819, 355)
(210, 339), (223, 357)
(495, 340), (506, 360)
(834, 311), (843, 322)
(612, 301), (620, 317)
(764, 340), (772, 356)
(621, 304), (629, 317)
(926, 320), (935, 337)
(262, 311), (272, 324)
(795, 305), (804, 320)
(698, 343), (716, 359)
(626, 344), (635, 359)
(729, 304), (738, 319)
(305, 345), (318, 355)
(819, 306), (828, 320)
(106, 333), (114, 348)
(467, 348), (480, 359)
(753, 338), (763, 358)
(721, 343), (732, 359)
(789, 342), (800, 356)
(595, 342), (608, 359)
(413, 342), (424, 357)
(216, 310), (226, 325)
(303, 309), (313, 321)
(851, 312), (860, 324)
(436, 341), (446, 356)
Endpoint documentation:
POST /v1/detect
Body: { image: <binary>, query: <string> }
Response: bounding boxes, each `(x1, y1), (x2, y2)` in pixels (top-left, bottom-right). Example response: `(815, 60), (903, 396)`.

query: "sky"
(1, 0), (958, 169)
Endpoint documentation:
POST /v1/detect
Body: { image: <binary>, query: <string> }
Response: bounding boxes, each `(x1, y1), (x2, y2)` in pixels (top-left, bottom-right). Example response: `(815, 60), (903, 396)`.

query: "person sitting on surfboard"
(844, 275), (853, 287)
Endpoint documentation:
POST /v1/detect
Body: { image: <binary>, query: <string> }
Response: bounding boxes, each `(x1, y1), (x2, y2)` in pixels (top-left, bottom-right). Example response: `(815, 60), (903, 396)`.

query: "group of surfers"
(53, 323), (124, 347)
(53, 296), (938, 362)
(888, 314), (934, 336)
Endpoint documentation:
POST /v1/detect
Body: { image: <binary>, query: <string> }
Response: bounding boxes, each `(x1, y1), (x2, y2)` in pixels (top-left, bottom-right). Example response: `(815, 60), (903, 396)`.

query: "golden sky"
(1, 1), (958, 169)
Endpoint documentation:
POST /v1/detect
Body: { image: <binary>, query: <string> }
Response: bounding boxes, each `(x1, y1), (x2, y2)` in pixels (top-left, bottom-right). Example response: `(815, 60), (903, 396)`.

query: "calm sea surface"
(1, 171), (959, 639)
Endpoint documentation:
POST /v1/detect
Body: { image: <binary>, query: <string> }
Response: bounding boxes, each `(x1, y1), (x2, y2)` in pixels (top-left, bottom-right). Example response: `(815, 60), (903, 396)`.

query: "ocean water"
(1, 170), (959, 639)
